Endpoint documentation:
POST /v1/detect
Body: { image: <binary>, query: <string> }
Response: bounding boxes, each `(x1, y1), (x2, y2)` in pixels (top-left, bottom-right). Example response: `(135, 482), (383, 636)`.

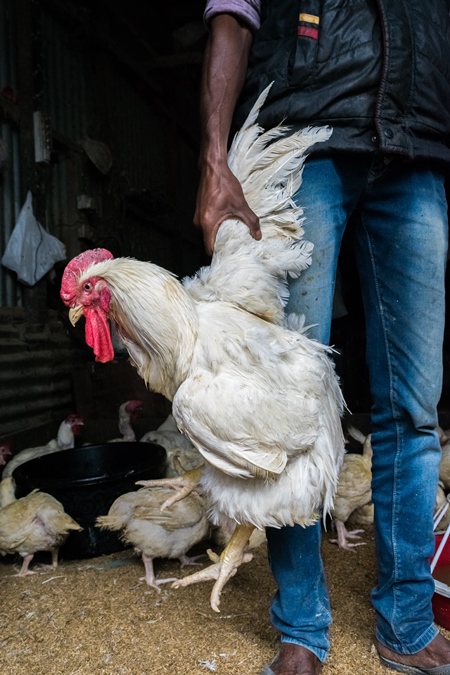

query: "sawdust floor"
(1, 527), (448, 675)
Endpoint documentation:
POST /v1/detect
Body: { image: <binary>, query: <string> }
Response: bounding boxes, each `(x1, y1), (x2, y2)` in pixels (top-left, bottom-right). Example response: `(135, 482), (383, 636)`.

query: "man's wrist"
(199, 151), (229, 172)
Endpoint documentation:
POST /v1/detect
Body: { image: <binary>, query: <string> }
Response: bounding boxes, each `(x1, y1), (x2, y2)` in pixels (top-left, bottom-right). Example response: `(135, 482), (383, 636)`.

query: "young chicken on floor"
(140, 414), (203, 477)
(0, 477), (82, 575)
(330, 426), (373, 550)
(108, 399), (143, 442)
(61, 85), (345, 612)
(3, 414), (84, 479)
(96, 487), (209, 590)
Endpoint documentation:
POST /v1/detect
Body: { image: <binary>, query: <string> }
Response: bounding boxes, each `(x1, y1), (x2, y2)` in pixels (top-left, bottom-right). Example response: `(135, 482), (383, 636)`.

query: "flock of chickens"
(329, 424), (450, 551)
(0, 403), (358, 582)
(3, 84), (450, 616)
(1, 403), (449, 606)
(0, 405), (206, 582)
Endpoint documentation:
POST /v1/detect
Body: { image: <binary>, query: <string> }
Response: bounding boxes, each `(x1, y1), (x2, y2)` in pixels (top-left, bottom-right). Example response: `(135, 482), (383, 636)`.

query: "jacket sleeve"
(204, 0), (261, 31)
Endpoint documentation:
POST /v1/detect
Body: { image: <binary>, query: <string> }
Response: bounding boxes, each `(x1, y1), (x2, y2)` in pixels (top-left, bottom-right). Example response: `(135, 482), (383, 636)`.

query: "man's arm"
(194, 13), (260, 255)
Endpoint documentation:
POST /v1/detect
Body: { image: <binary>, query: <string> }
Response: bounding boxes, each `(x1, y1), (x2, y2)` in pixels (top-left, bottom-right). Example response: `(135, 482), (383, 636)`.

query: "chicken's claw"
(136, 466), (204, 510)
(136, 477), (196, 510)
(140, 575), (178, 591)
(172, 548), (253, 612)
(330, 521), (367, 550)
(172, 523), (255, 612)
(207, 550), (220, 563)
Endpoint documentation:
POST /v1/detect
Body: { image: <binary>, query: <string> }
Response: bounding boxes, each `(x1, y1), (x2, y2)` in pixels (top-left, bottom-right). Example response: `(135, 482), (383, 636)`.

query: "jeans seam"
(361, 216), (403, 643)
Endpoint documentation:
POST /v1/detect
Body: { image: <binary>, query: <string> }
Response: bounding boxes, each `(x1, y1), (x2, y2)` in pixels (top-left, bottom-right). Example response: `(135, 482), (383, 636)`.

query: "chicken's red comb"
(125, 400), (144, 412)
(65, 413), (84, 425)
(61, 249), (114, 303)
(65, 248), (114, 274)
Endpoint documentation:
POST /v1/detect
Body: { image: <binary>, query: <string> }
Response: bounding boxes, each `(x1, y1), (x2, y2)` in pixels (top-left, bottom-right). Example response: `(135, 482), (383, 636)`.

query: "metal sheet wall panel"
(0, 313), (77, 437)
(0, 0), (22, 308)
(0, 122), (22, 307)
(0, 0), (17, 89)
(41, 10), (88, 141)
(114, 71), (198, 213)
(43, 145), (71, 239)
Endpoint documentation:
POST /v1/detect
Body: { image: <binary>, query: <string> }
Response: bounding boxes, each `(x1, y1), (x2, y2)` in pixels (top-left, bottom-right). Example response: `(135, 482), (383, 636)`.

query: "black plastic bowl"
(13, 442), (166, 559)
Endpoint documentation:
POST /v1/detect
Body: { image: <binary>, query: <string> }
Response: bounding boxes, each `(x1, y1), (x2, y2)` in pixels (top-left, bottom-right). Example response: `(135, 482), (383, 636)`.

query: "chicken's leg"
(330, 519), (366, 550)
(172, 523), (255, 612)
(14, 554), (35, 577)
(140, 553), (177, 590)
(51, 548), (59, 569)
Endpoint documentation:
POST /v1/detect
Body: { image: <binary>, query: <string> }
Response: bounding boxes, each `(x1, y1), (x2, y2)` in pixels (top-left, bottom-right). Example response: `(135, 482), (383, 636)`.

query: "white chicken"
(140, 414), (203, 477)
(60, 85), (345, 612)
(96, 487), (209, 590)
(0, 477), (82, 575)
(330, 426), (373, 550)
(2, 414), (84, 479)
(108, 399), (143, 442)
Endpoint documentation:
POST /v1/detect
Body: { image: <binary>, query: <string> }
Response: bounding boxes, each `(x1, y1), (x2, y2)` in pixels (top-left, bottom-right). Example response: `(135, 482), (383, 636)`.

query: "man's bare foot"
(375, 633), (450, 671)
(263, 643), (322, 675)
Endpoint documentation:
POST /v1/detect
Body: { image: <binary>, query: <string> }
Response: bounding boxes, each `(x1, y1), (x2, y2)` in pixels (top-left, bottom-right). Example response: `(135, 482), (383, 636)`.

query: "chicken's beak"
(69, 305), (84, 326)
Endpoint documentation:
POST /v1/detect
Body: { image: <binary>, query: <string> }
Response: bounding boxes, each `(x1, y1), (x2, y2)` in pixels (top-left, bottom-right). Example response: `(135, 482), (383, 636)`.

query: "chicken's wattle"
(84, 306), (114, 362)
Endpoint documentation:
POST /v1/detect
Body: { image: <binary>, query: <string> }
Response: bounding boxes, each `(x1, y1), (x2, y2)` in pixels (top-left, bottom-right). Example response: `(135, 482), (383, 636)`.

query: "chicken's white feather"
(184, 98), (332, 325)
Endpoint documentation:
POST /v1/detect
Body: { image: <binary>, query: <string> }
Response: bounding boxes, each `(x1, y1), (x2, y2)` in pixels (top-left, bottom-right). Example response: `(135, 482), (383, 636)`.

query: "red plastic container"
(432, 532), (450, 630)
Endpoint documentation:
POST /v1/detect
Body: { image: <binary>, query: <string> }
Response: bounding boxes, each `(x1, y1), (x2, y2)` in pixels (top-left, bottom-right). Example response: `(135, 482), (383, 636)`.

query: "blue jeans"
(267, 154), (448, 661)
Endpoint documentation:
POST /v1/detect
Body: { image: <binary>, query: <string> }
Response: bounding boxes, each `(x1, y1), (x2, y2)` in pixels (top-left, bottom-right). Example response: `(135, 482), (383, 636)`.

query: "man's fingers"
(204, 230), (217, 257)
(245, 210), (262, 240)
(196, 203), (261, 256)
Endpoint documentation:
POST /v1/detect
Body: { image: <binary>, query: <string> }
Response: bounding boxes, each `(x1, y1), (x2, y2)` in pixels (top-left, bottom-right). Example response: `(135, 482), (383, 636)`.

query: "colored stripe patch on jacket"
(298, 13), (320, 39)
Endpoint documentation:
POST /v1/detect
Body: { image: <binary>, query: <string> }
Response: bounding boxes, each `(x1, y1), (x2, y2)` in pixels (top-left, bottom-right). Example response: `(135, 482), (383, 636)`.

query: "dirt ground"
(0, 526), (447, 675)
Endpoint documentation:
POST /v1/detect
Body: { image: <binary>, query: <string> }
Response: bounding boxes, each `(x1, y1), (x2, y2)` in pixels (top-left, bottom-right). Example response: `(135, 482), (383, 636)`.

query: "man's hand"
(194, 161), (261, 256)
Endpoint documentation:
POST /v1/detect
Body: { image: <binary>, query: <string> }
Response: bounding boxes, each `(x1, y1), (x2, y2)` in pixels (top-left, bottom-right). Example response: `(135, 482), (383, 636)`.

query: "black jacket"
(234, 0), (450, 163)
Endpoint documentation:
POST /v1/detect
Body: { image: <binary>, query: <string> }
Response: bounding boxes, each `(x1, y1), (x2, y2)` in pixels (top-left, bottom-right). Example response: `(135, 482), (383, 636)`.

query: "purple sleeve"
(204, 0), (261, 32)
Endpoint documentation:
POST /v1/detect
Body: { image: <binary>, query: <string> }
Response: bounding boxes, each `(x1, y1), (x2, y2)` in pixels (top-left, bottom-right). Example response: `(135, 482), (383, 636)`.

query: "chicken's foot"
(136, 466), (204, 510)
(34, 549), (60, 573)
(172, 523), (255, 612)
(140, 553), (177, 591)
(14, 554), (36, 577)
(330, 520), (366, 550)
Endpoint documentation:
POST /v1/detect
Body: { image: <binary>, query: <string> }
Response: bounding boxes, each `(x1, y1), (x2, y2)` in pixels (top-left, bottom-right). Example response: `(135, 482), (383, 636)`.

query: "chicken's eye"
(83, 281), (92, 292)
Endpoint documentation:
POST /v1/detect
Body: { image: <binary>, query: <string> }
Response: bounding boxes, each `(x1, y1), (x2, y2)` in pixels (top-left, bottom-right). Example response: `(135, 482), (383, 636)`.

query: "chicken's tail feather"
(183, 84), (332, 325)
(346, 425), (366, 446)
(96, 515), (122, 531)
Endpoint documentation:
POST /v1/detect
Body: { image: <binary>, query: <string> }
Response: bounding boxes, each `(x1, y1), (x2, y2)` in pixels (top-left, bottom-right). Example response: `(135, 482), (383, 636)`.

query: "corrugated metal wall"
(0, 312), (78, 438)
(37, 4), (200, 268)
(40, 8), (89, 247)
(113, 69), (200, 271)
(115, 74), (169, 199)
(0, 0), (203, 441)
(0, 0), (22, 307)
(41, 11), (88, 142)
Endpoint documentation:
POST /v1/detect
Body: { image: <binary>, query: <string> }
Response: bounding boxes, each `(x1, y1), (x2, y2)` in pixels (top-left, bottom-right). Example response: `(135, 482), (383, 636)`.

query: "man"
(194, 1), (450, 674)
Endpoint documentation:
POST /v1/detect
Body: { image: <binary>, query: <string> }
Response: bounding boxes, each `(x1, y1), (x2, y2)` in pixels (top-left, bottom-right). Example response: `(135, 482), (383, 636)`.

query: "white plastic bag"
(1, 191), (66, 286)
